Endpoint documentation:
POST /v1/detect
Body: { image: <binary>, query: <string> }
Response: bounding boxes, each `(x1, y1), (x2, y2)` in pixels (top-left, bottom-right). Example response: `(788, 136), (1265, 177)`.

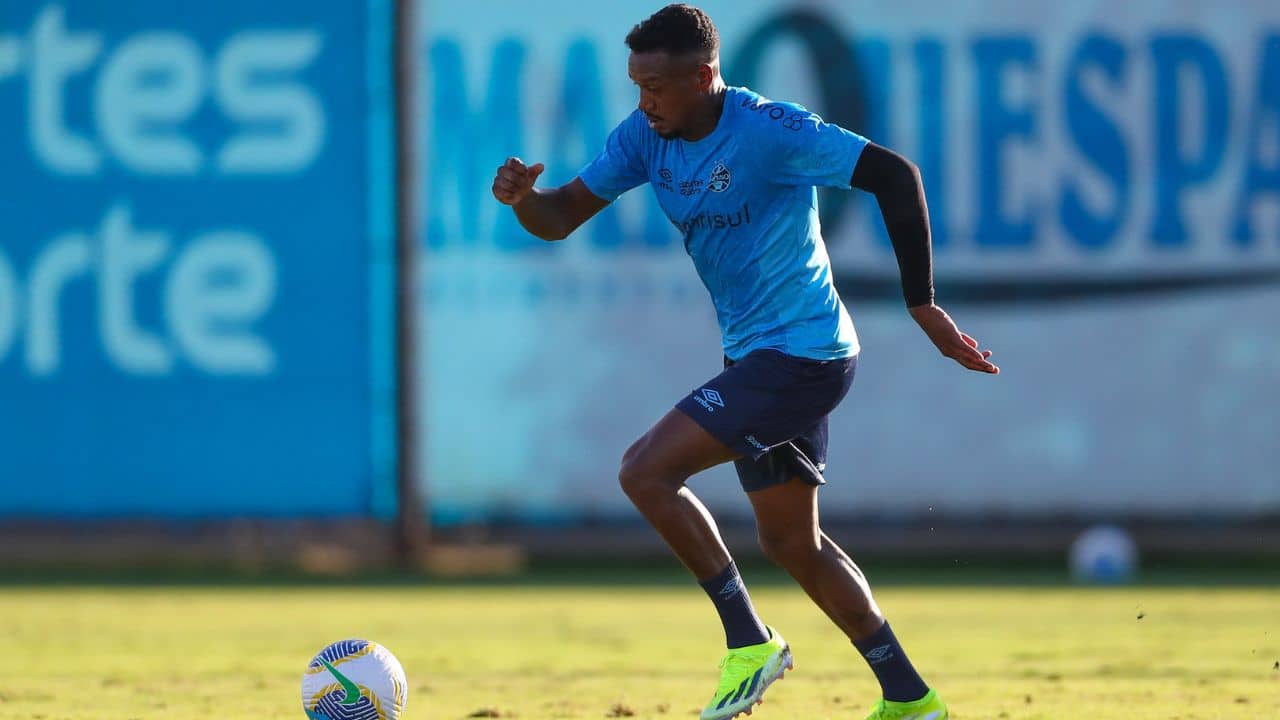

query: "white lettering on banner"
(0, 256), (18, 360)
(0, 34), (21, 79)
(0, 205), (277, 377)
(3, 4), (325, 176)
(101, 206), (170, 373)
(216, 32), (325, 174)
(0, 4), (334, 378)
(96, 33), (205, 174)
(25, 231), (91, 375)
(166, 232), (276, 374)
(31, 5), (101, 174)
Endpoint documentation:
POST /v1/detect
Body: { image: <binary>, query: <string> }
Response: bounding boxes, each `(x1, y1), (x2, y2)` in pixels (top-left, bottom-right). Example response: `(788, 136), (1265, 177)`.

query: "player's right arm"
(492, 157), (609, 241)
(495, 111), (649, 240)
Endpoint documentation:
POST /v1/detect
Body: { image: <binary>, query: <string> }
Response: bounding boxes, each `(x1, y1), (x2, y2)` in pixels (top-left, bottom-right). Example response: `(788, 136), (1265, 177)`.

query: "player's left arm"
(850, 143), (999, 374)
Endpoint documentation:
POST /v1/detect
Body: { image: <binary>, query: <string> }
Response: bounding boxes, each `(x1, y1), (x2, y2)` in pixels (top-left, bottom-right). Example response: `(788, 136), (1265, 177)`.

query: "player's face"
(628, 51), (712, 140)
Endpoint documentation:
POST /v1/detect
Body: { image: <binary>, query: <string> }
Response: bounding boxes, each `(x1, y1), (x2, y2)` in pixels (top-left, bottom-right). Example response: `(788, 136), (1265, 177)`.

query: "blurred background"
(1, 0), (1278, 580)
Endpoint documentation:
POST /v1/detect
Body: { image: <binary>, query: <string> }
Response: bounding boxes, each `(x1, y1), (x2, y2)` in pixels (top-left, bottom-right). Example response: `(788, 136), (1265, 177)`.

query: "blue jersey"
(579, 86), (867, 361)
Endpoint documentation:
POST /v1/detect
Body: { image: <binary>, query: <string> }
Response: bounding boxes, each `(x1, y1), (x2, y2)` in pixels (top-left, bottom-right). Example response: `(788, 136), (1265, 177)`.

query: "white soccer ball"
(301, 639), (408, 720)
(1069, 525), (1139, 584)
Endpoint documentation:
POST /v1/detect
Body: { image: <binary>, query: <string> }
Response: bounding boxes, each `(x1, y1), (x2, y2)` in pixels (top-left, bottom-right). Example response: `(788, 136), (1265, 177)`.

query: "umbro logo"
(898, 713), (941, 720)
(864, 644), (894, 664)
(717, 578), (741, 598)
(692, 387), (725, 413)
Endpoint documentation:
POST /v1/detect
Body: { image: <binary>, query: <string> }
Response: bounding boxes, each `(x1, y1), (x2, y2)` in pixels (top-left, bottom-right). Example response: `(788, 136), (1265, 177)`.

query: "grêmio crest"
(708, 162), (731, 192)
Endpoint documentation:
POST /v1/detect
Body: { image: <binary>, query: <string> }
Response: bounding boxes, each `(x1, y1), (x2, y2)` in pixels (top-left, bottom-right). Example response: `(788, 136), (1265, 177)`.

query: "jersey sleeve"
(578, 111), (650, 202)
(768, 107), (869, 188)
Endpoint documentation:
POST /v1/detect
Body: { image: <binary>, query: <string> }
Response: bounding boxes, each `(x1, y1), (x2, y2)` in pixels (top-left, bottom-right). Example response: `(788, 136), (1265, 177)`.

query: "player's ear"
(696, 63), (713, 91)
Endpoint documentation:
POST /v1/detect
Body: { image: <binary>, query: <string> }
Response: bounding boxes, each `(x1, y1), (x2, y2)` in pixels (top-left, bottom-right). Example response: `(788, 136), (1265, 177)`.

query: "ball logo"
(707, 162), (731, 192)
(303, 639), (408, 720)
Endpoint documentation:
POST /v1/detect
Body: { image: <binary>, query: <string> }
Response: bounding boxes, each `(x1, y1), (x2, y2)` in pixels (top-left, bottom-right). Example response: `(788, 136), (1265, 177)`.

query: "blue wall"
(417, 0), (1280, 522)
(0, 1), (395, 516)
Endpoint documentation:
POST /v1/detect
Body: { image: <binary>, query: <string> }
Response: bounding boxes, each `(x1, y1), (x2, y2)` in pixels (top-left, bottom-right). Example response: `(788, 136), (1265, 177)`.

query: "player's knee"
(757, 531), (820, 567)
(618, 441), (655, 501)
(619, 439), (685, 503)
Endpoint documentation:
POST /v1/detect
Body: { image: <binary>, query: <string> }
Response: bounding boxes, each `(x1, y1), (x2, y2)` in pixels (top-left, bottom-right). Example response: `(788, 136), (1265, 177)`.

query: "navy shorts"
(675, 349), (857, 492)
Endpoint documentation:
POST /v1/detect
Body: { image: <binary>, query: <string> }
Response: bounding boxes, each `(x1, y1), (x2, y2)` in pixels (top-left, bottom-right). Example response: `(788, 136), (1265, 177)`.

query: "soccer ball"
(301, 639), (408, 720)
(1069, 525), (1139, 584)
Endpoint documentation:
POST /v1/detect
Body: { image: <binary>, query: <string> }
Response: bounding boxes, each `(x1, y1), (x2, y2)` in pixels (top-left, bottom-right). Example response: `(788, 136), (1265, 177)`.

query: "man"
(491, 5), (997, 719)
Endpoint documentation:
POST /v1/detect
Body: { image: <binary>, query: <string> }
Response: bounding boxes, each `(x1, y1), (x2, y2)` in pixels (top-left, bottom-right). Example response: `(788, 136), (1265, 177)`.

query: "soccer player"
(491, 5), (997, 719)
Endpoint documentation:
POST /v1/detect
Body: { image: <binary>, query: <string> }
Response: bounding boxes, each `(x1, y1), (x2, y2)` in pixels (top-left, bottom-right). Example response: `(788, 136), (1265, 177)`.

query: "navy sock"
(698, 562), (769, 648)
(853, 620), (930, 703)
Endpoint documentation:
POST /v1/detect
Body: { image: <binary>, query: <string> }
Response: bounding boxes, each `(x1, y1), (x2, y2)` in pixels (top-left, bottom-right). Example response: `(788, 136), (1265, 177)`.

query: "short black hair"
(625, 4), (719, 57)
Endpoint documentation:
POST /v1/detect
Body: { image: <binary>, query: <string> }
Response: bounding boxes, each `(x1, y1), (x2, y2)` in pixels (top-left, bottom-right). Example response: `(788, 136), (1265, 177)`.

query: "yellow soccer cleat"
(864, 688), (949, 720)
(700, 626), (793, 720)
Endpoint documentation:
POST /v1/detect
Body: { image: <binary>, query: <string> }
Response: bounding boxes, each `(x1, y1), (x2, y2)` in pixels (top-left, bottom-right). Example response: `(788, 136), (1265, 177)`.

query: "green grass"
(1, 583), (1277, 719)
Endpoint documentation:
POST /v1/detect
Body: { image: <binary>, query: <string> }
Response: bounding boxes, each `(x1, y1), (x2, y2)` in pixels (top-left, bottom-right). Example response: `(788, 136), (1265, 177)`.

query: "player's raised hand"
(492, 157), (546, 206)
(909, 304), (999, 374)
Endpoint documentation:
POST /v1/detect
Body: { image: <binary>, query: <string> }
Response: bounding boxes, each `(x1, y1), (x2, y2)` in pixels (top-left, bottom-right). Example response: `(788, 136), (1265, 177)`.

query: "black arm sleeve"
(849, 143), (935, 307)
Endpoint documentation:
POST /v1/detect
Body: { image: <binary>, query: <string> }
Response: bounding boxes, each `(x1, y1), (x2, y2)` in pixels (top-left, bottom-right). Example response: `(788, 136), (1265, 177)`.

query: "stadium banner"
(418, 0), (1280, 521)
(0, 1), (397, 516)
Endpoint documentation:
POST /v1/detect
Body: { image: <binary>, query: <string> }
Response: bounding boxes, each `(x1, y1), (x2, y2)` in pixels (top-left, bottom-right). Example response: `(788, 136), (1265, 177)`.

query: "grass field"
(2, 580), (1277, 720)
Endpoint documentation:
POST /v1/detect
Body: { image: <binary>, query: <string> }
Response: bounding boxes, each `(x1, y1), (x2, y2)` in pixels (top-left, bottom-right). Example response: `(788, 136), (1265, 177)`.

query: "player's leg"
(747, 477), (885, 638)
(619, 406), (773, 647)
(648, 348), (851, 653)
(618, 407), (739, 580)
(622, 359), (799, 720)
(621, 407), (792, 720)
(749, 477), (947, 717)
